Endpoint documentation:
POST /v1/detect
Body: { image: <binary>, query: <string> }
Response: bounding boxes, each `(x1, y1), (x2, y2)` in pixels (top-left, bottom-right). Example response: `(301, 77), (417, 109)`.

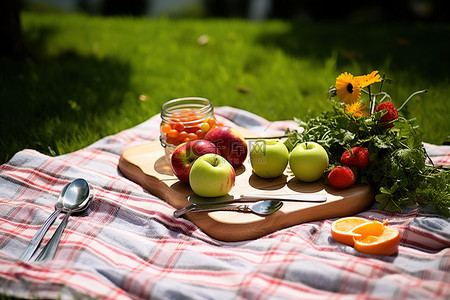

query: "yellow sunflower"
(345, 101), (370, 118)
(335, 72), (361, 104)
(355, 70), (382, 88)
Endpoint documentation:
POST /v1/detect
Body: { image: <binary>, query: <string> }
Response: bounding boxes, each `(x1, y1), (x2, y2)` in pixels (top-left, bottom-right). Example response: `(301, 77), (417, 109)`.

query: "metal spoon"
(174, 193), (326, 217)
(35, 178), (92, 261)
(174, 200), (283, 218)
(19, 181), (72, 261)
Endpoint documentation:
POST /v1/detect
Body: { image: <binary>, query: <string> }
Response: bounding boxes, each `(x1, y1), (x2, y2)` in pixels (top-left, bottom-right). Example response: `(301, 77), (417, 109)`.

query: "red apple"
(204, 126), (248, 168)
(171, 140), (220, 183)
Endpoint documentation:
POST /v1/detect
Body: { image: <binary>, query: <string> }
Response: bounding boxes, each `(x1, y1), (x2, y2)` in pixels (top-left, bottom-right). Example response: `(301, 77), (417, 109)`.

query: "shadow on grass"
(0, 25), (132, 164)
(255, 21), (449, 80)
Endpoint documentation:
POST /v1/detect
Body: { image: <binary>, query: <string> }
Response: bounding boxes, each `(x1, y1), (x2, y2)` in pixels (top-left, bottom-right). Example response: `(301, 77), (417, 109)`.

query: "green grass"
(1, 12), (449, 164)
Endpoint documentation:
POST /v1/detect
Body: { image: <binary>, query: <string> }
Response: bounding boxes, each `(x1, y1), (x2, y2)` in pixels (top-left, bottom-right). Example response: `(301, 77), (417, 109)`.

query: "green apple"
(189, 153), (236, 197)
(289, 142), (329, 182)
(250, 140), (289, 178)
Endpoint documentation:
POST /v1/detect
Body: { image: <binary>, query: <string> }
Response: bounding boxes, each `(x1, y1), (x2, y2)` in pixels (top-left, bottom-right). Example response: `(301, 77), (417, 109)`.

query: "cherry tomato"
(187, 133), (198, 140)
(173, 122), (185, 132)
(165, 136), (178, 146)
(186, 126), (200, 133)
(196, 129), (205, 139)
(168, 129), (179, 138)
(161, 123), (171, 134)
(177, 131), (188, 142)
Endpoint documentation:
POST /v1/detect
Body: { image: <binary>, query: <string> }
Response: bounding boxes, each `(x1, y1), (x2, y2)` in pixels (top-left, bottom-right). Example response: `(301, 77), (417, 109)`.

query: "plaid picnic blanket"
(0, 106), (449, 300)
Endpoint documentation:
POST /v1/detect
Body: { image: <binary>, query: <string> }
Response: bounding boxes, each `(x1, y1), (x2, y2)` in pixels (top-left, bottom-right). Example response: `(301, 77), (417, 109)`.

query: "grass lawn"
(1, 12), (449, 164)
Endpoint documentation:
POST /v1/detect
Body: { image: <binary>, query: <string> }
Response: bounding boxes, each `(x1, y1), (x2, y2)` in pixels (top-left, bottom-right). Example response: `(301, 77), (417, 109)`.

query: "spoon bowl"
(63, 179), (91, 210)
(250, 200), (284, 215)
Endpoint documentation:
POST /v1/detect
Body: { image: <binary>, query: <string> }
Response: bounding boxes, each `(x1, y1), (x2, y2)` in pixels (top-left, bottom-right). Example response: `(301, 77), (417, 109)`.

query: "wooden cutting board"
(118, 135), (374, 241)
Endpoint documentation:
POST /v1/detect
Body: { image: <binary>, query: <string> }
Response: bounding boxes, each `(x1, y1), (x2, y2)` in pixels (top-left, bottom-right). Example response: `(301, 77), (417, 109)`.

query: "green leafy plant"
(284, 71), (449, 216)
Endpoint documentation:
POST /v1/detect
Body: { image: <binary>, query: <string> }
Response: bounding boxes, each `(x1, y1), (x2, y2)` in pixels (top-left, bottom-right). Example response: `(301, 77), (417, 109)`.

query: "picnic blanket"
(0, 106), (449, 300)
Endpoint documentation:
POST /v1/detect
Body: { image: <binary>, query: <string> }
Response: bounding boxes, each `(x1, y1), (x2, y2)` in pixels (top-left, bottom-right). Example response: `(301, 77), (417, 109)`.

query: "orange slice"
(352, 221), (400, 256)
(331, 217), (371, 246)
(351, 220), (386, 237)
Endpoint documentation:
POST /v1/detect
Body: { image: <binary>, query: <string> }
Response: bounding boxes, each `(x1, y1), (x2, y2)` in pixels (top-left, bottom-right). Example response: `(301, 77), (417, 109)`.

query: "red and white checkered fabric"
(1, 107), (449, 300)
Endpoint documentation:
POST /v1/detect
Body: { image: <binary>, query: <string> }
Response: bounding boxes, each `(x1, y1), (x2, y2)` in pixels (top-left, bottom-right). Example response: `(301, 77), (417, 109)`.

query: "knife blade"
(188, 193), (326, 205)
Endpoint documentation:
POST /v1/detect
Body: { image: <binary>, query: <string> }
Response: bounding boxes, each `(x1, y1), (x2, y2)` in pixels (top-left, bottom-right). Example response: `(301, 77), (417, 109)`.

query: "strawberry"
(375, 101), (398, 128)
(341, 147), (370, 168)
(328, 166), (355, 189)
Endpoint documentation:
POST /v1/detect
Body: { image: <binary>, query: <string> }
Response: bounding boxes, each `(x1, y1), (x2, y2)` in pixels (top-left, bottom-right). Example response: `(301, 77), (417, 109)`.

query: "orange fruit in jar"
(331, 217), (370, 246)
(161, 123), (171, 134)
(196, 129), (206, 139)
(352, 221), (400, 256)
(173, 122), (185, 132)
(165, 136), (179, 146)
(186, 126), (200, 133)
(187, 133), (198, 141)
(167, 129), (179, 139)
(177, 131), (188, 142)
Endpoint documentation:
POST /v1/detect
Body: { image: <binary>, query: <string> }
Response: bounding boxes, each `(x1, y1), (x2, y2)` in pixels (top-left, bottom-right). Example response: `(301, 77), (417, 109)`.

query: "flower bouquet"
(284, 71), (449, 216)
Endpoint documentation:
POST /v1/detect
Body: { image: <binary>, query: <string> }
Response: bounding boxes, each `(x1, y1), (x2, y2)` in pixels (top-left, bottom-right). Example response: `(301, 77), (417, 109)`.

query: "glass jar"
(160, 97), (221, 163)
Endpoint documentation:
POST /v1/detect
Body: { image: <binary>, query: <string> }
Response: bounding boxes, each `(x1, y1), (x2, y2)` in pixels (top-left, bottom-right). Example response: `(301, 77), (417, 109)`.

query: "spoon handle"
(35, 212), (71, 261)
(19, 208), (61, 261)
(174, 204), (251, 217)
(190, 204), (251, 213)
(173, 205), (197, 218)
